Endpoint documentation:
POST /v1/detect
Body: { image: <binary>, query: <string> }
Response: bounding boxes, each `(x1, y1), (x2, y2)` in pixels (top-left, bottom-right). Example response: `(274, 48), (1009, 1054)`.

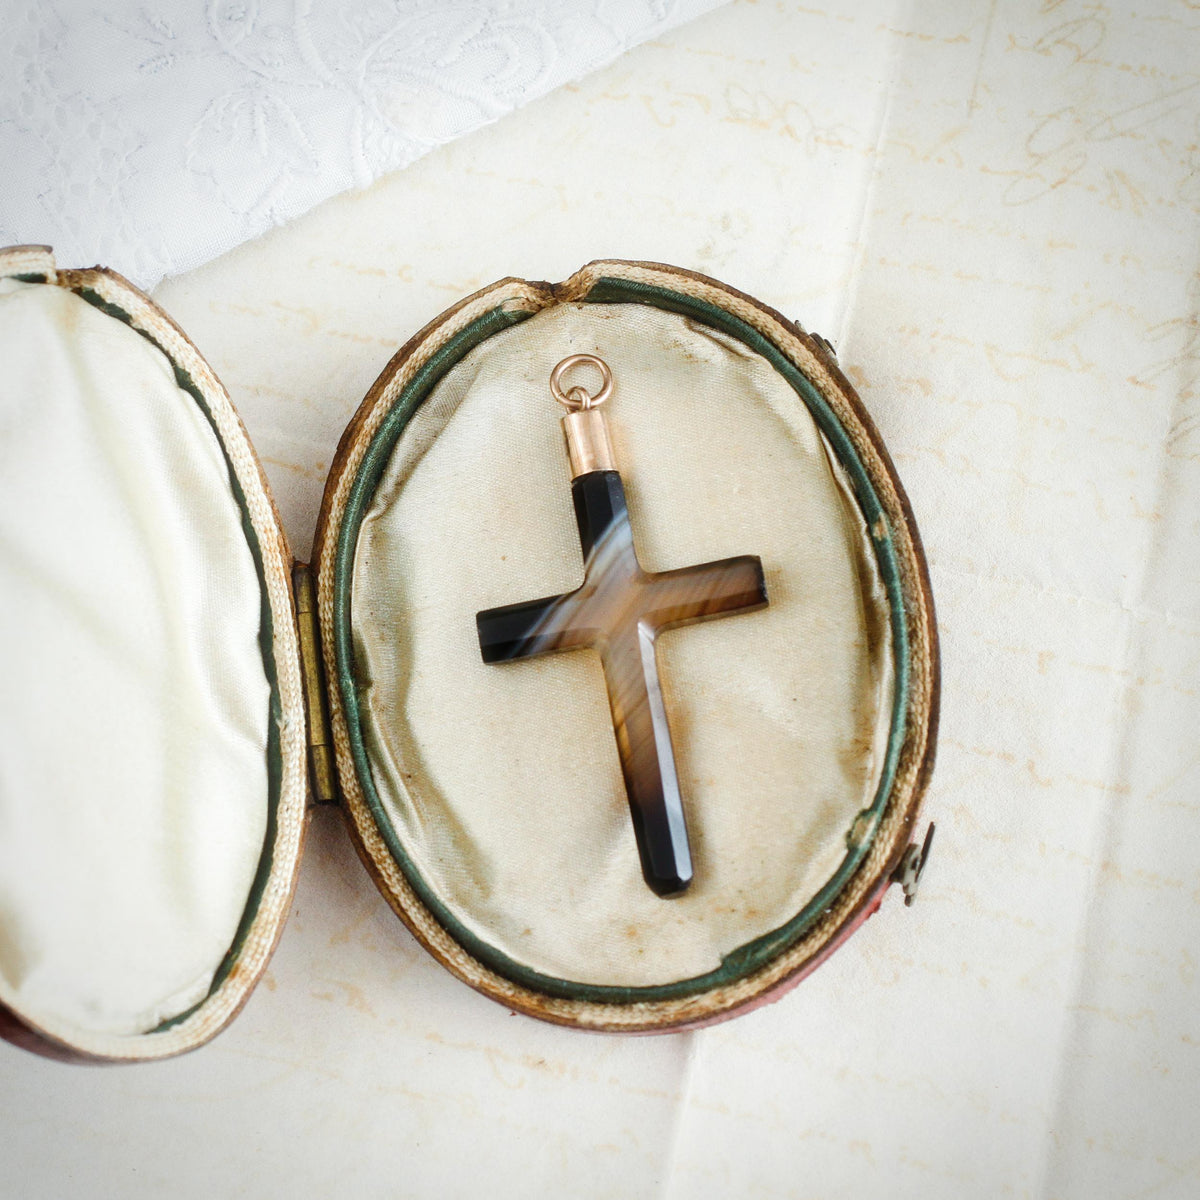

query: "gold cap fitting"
(562, 408), (615, 477)
(550, 354), (617, 479)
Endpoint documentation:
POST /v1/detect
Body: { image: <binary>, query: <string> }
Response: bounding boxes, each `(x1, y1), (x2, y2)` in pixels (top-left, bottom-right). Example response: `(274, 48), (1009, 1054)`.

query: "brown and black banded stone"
(476, 469), (768, 897)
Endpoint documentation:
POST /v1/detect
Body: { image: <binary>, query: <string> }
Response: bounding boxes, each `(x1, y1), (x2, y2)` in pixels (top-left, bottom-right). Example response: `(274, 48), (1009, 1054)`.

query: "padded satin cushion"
(0, 279), (270, 1037)
(351, 301), (892, 987)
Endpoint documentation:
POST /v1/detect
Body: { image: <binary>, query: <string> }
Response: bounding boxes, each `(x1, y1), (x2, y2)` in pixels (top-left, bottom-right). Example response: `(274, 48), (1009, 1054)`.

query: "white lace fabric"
(0, 0), (726, 290)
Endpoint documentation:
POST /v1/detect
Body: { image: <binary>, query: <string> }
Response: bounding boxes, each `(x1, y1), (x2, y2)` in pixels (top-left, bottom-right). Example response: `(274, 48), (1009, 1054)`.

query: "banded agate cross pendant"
(475, 356), (769, 897)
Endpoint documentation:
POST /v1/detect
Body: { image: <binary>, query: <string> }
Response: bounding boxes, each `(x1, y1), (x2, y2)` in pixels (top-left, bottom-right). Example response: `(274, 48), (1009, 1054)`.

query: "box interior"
(336, 283), (902, 998)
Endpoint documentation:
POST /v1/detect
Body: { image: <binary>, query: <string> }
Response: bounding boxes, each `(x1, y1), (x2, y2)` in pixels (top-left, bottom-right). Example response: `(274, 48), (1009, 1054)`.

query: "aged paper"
(2, 1), (1197, 1197)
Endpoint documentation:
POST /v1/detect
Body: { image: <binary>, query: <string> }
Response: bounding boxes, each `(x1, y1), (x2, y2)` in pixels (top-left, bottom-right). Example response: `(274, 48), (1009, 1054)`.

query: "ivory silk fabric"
(352, 302), (892, 986)
(0, 280), (269, 1038)
(0, 0), (728, 290)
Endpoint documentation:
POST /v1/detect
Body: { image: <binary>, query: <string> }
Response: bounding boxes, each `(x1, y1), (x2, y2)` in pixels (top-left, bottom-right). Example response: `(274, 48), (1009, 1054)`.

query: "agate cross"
(476, 357), (768, 897)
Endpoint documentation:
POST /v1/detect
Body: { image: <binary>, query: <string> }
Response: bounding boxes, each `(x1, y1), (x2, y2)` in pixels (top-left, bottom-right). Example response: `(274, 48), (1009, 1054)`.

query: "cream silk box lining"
(0, 279), (270, 1039)
(352, 302), (893, 988)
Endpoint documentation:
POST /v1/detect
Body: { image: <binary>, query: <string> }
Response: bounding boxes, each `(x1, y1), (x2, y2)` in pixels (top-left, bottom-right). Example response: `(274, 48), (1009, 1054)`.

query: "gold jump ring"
(549, 354), (613, 411)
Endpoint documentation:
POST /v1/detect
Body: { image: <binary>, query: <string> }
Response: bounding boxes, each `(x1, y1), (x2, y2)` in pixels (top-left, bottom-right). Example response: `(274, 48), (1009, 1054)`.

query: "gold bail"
(549, 354), (616, 478)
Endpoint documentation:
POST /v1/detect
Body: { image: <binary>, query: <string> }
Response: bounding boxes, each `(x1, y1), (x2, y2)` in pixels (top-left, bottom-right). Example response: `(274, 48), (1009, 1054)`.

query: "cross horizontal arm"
(476, 592), (592, 663)
(644, 555), (767, 633)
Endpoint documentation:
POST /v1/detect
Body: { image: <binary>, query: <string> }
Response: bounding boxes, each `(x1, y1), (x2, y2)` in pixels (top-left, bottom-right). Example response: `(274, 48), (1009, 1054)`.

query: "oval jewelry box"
(0, 246), (938, 1061)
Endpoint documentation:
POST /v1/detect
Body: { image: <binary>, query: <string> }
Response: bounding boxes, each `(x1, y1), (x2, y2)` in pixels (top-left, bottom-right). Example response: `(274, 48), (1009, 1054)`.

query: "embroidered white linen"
(0, 0), (728, 291)
(352, 302), (893, 986)
(0, 279), (270, 1039)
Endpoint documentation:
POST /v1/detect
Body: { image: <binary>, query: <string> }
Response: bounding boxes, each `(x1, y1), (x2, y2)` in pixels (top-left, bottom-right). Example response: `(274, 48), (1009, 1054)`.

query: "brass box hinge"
(293, 562), (338, 805)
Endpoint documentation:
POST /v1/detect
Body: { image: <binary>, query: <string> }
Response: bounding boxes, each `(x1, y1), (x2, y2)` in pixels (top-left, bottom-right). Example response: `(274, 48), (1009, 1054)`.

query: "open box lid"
(0, 245), (937, 1061)
(0, 245), (308, 1062)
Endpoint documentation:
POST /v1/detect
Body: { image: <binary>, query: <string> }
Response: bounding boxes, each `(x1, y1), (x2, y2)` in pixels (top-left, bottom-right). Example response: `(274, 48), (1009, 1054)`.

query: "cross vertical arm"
(601, 622), (692, 896)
